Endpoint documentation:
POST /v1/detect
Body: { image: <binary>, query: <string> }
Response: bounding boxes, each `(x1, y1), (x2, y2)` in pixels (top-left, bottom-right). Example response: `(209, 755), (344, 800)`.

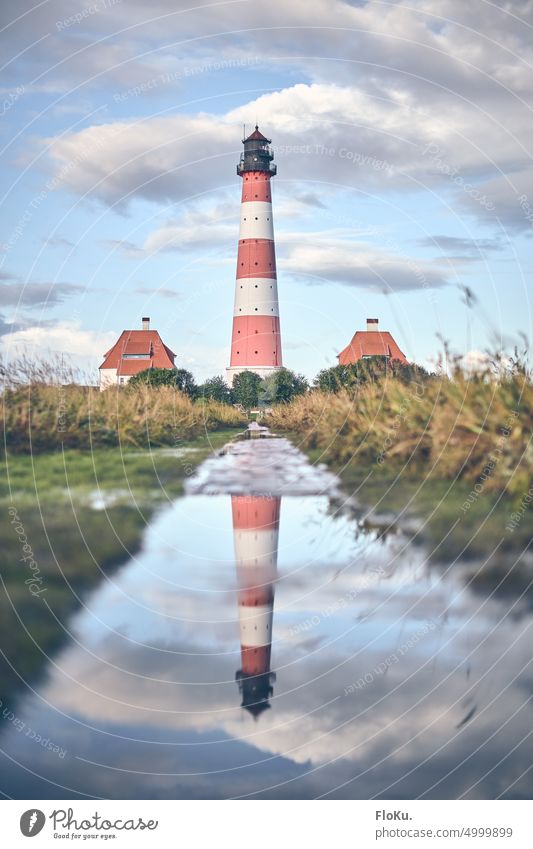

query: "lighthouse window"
(255, 261), (258, 265)
(255, 350), (258, 354)
(255, 216), (258, 220)
(255, 308), (258, 311)
(255, 284), (258, 288)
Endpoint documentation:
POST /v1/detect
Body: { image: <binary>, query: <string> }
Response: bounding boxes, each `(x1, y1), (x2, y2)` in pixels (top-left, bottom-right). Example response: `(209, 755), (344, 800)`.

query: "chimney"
(142, 316), (150, 331)
(366, 318), (379, 332)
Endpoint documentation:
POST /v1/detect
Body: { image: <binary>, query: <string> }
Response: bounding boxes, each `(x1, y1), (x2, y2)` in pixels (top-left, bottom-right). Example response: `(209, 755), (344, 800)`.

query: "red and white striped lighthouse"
(227, 126), (282, 384)
(232, 495), (279, 718)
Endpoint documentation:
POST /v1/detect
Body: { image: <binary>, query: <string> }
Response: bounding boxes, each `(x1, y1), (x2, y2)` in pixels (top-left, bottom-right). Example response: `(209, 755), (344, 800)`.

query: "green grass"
(0, 431), (239, 709)
(0, 429), (240, 501)
(342, 454), (530, 551)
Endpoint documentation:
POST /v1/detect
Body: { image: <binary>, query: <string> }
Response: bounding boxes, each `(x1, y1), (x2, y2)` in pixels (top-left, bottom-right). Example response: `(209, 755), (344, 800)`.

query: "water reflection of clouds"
(1, 491), (532, 799)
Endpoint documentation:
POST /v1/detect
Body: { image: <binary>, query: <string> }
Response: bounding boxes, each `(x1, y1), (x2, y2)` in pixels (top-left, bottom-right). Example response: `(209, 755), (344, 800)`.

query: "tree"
(313, 364), (360, 393)
(314, 358), (430, 393)
(232, 370), (262, 409)
(128, 366), (197, 398)
(261, 368), (308, 404)
(128, 367), (178, 388)
(173, 368), (198, 399)
(198, 375), (233, 404)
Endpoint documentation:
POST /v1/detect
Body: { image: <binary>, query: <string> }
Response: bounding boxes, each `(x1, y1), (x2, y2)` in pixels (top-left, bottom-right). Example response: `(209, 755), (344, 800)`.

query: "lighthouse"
(227, 126), (282, 385)
(232, 495), (279, 718)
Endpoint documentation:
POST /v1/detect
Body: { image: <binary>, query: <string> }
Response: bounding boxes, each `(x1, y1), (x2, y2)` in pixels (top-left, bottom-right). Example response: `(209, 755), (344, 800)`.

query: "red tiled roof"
(116, 359), (152, 377)
(99, 329), (176, 371)
(337, 331), (408, 365)
(123, 337), (152, 356)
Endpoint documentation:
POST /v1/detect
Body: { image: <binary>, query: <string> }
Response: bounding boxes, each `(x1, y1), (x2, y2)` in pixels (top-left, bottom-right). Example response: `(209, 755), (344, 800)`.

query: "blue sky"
(1, 0), (532, 380)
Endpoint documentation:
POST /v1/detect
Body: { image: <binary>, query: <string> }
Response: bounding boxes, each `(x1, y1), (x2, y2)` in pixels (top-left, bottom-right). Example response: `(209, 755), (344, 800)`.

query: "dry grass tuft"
(267, 368), (532, 494)
(1, 356), (246, 453)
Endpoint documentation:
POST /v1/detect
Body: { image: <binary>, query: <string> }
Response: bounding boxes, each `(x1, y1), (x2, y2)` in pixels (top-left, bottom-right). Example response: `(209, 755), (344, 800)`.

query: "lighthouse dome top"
(243, 124), (271, 144)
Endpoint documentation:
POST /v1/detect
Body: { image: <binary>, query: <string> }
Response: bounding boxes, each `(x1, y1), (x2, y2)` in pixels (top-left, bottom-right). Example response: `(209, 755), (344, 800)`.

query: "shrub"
(314, 358), (430, 393)
(261, 368), (309, 404)
(128, 367), (197, 398)
(199, 375), (233, 404)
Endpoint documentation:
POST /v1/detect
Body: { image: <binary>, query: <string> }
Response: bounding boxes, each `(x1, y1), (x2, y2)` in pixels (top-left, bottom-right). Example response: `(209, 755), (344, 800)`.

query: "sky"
(1, 0), (532, 381)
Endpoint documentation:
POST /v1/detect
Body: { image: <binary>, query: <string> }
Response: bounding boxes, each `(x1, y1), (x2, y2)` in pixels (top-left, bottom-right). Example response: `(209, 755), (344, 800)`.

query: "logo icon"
(20, 810), (46, 837)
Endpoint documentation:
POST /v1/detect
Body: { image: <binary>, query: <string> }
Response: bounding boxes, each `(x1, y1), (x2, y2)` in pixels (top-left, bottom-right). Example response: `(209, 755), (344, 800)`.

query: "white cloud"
(142, 197), (237, 252)
(1, 320), (117, 371)
(39, 69), (532, 238)
(278, 231), (449, 291)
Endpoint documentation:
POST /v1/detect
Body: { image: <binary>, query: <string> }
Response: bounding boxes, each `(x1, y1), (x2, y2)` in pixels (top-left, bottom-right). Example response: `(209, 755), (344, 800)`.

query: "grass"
(0, 357), (247, 704)
(2, 383), (247, 453)
(267, 369), (532, 495)
(270, 368), (533, 596)
(0, 431), (240, 710)
(0, 429), (239, 500)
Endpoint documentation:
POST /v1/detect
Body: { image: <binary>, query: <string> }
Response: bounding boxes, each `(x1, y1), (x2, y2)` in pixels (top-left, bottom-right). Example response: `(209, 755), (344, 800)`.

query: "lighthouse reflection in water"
(232, 495), (279, 718)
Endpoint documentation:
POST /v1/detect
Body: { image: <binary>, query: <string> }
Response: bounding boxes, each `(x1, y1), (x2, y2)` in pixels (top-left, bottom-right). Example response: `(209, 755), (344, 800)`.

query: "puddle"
(1, 435), (532, 799)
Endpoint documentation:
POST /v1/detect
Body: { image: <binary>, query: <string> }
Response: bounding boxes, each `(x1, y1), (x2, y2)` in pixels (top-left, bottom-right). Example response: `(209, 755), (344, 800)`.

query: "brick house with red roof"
(99, 317), (176, 389)
(337, 318), (408, 366)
